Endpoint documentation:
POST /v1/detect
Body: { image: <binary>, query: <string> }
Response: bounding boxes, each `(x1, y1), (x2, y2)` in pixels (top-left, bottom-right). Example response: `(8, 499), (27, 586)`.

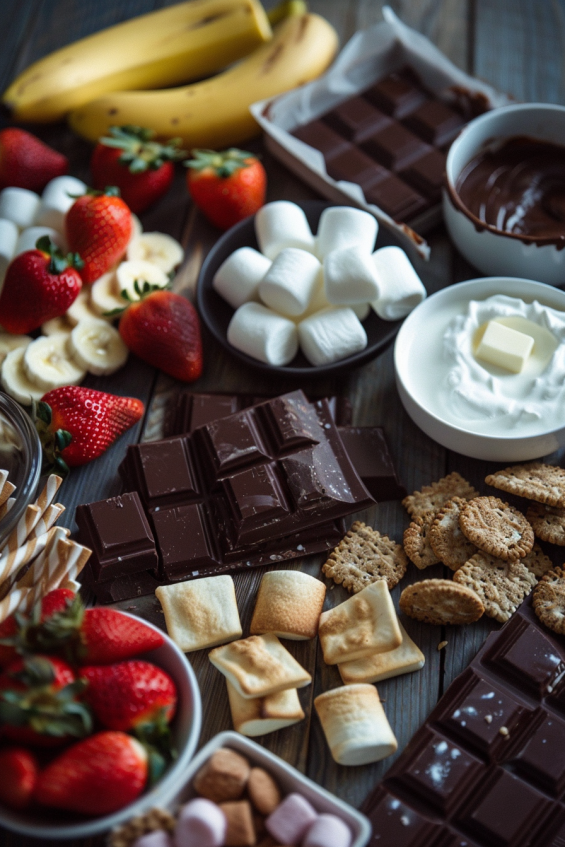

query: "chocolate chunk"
(400, 148), (446, 199)
(403, 99), (465, 147)
(336, 427), (406, 501)
(361, 123), (430, 171)
(322, 95), (392, 141)
(325, 146), (389, 187)
(364, 69), (428, 118)
(120, 436), (200, 510)
(363, 174), (427, 220)
(292, 120), (352, 160)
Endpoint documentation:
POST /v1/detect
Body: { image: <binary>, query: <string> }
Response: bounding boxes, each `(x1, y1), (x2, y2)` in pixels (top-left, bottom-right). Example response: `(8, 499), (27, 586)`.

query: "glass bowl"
(0, 391), (42, 547)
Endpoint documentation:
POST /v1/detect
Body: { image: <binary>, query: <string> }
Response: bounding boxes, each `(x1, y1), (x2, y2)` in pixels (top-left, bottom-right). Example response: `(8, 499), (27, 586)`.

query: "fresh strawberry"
(34, 386), (144, 473)
(0, 747), (40, 810)
(0, 128), (68, 192)
(186, 147), (266, 230)
(0, 236), (83, 334)
(119, 289), (203, 382)
(0, 655), (91, 746)
(34, 730), (148, 815)
(90, 125), (185, 213)
(66, 187), (132, 284)
(0, 588), (75, 667)
(81, 660), (177, 731)
(17, 595), (164, 666)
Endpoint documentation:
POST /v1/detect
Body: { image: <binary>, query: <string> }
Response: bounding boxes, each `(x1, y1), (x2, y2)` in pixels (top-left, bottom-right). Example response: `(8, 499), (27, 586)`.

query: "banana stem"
(267, 0), (308, 26)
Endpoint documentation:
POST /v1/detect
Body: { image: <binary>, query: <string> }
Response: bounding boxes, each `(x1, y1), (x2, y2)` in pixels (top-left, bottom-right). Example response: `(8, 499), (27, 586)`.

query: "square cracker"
(155, 574), (242, 652)
(226, 681), (305, 736)
(338, 622), (425, 685)
(250, 570), (326, 640)
(453, 551), (537, 622)
(209, 633), (311, 699)
(322, 521), (407, 591)
(318, 580), (402, 665)
(402, 472), (478, 519)
(485, 462), (565, 508)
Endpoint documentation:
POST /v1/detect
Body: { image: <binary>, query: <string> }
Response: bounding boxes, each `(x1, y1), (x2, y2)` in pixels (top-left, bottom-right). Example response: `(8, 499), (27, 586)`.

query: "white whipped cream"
(440, 295), (565, 436)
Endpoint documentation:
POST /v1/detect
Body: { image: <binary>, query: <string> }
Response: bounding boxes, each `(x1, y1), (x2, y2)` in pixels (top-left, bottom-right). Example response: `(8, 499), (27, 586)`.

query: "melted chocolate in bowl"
(455, 136), (565, 241)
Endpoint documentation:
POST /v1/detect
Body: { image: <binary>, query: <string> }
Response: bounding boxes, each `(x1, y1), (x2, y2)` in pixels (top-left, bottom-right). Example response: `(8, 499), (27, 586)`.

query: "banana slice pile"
(0, 224), (183, 405)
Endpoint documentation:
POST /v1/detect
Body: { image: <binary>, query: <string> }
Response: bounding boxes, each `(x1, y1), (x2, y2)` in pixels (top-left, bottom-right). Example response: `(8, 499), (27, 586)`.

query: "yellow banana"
(68, 13), (339, 149)
(3, 0), (272, 123)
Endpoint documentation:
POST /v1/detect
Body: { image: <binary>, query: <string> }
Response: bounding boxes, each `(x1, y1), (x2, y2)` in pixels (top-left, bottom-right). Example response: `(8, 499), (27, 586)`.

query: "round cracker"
(459, 496), (534, 562)
(533, 567), (565, 635)
(526, 501), (565, 546)
(429, 497), (477, 571)
(403, 515), (439, 570)
(399, 578), (484, 625)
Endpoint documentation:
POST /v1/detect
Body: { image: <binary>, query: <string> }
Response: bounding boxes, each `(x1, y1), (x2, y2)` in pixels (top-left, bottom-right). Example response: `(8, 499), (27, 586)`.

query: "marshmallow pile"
(124, 747), (353, 847)
(213, 201), (427, 367)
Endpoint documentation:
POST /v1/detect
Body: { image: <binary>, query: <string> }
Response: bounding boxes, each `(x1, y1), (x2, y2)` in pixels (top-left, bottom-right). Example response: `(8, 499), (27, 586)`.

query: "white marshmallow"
(259, 248), (321, 317)
(35, 176), (87, 232)
(15, 226), (65, 256)
(324, 245), (381, 305)
(0, 188), (41, 230)
(301, 273), (331, 320)
(174, 798), (226, 847)
(371, 246), (427, 320)
(351, 302), (371, 320)
(0, 219), (19, 278)
(213, 246), (271, 309)
(227, 302), (298, 366)
(304, 814), (353, 847)
(316, 206), (378, 259)
(255, 200), (315, 259)
(298, 307), (367, 366)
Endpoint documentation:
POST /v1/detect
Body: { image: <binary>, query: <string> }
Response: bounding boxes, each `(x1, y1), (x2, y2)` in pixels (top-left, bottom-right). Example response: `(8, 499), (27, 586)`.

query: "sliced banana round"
(0, 333), (32, 366)
(66, 287), (110, 326)
(41, 315), (74, 336)
(116, 259), (169, 301)
(23, 334), (85, 392)
(1, 347), (44, 405)
(90, 270), (127, 317)
(69, 318), (128, 376)
(126, 232), (183, 275)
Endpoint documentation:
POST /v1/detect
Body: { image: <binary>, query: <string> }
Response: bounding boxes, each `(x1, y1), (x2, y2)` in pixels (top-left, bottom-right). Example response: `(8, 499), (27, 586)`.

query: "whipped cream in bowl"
(394, 277), (565, 461)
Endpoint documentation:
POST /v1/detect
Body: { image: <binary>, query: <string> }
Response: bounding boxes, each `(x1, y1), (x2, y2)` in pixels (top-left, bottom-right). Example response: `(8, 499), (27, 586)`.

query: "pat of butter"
(476, 320), (534, 373)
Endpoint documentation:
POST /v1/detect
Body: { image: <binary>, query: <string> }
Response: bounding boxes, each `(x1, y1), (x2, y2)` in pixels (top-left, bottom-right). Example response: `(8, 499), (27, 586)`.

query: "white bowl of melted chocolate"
(443, 103), (565, 284)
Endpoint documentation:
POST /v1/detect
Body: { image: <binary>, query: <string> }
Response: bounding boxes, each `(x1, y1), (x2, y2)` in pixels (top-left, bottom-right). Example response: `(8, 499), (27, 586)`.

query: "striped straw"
(0, 497), (16, 522)
(0, 527), (58, 598)
(15, 527), (69, 591)
(0, 587), (33, 624)
(0, 479), (16, 508)
(30, 503), (65, 539)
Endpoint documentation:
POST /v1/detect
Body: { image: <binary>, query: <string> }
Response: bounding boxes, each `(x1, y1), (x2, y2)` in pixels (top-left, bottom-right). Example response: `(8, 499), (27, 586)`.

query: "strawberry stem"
(184, 147), (257, 179)
(36, 236), (84, 274)
(100, 125), (186, 172)
(31, 400), (72, 478)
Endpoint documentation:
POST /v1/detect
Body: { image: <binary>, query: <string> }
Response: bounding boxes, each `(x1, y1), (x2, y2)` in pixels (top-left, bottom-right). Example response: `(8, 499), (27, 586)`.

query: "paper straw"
(16, 527), (69, 591)
(3, 504), (41, 553)
(0, 497), (16, 522)
(34, 474), (63, 518)
(30, 503), (65, 539)
(0, 527), (57, 595)
(0, 587), (32, 624)
(0, 479), (16, 507)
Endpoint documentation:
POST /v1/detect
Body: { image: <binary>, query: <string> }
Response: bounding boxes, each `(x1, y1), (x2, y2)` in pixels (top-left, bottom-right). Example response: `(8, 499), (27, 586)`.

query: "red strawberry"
(0, 747), (40, 810)
(0, 128), (68, 192)
(34, 730), (148, 815)
(186, 147), (266, 230)
(39, 587), (76, 621)
(81, 660), (177, 732)
(90, 125), (185, 213)
(0, 587), (75, 667)
(119, 289), (203, 382)
(34, 386), (144, 473)
(66, 188), (132, 284)
(0, 236), (82, 334)
(0, 655), (91, 746)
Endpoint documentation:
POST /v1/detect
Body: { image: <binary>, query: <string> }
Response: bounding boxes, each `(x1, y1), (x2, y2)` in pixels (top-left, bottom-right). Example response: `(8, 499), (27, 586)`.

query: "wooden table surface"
(1, 1), (564, 845)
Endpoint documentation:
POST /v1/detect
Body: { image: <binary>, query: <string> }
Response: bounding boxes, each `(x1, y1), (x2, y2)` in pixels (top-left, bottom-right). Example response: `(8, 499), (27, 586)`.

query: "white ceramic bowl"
(394, 276), (565, 461)
(443, 103), (565, 284)
(112, 730), (372, 847)
(0, 613), (202, 840)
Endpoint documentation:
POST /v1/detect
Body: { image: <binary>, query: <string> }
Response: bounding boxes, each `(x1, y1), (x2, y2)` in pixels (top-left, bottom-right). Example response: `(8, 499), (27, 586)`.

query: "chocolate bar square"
(361, 122), (431, 171)
(292, 120), (352, 160)
(363, 70), (428, 118)
(404, 99), (465, 146)
(363, 174), (427, 220)
(323, 95), (392, 141)
(400, 148), (446, 199)
(326, 147), (389, 186)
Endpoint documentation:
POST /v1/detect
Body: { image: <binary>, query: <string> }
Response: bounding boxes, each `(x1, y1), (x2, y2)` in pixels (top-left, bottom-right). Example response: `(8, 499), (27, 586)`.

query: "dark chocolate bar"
(336, 427), (407, 501)
(362, 597), (565, 846)
(292, 66), (467, 220)
(118, 391), (373, 584)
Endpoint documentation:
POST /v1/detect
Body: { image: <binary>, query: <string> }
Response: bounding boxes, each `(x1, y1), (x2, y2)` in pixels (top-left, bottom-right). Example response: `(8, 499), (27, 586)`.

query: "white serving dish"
(394, 276), (565, 461)
(137, 730), (372, 847)
(0, 613), (202, 840)
(444, 103), (565, 285)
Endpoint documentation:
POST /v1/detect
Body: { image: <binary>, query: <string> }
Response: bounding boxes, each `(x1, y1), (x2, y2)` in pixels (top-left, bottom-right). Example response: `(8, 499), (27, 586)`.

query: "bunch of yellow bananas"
(3, 0), (338, 148)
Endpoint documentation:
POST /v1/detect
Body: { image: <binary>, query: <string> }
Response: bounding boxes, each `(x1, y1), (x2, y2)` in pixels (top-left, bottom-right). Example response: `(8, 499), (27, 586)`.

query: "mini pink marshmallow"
(132, 832), (174, 847)
(303, 813), (352, 847)
(174, 797), (226, 847)
(265, 792), (318, 844)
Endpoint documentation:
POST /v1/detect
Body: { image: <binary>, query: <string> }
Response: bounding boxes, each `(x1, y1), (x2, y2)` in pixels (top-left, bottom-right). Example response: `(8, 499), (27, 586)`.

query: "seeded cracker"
(485, 462), (565, 508)
(522, 543), (554, 580)
(533, 567), (565, 635)
(526, 501), (565, 546)
(322, 521), (407, 593)
(429, 497), (477, 571)
(403, 515), (440, 569)
(402, 472), (479, 519)
(399, 578), (484, 625)
(459, 496), (534, 562)
(453, 552), (537, 622)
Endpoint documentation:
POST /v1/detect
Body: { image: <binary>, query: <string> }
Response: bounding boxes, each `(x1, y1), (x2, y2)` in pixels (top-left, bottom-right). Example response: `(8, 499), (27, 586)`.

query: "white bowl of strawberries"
(0, 590), (202, 839)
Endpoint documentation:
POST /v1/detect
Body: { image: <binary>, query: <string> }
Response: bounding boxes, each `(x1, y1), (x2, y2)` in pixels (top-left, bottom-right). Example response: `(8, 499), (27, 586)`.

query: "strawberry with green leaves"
(34, 386), (144, 474)
(0, 236), (83, 334)
(186, 147), (266, 230)
(0, 587), (75, 667)
(119, 288), (203, 382)
(90, 125), (185, 213)
(34, 730), (148, 815)
(0, 128), (68, 192)
(66, 187), (132, 283)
